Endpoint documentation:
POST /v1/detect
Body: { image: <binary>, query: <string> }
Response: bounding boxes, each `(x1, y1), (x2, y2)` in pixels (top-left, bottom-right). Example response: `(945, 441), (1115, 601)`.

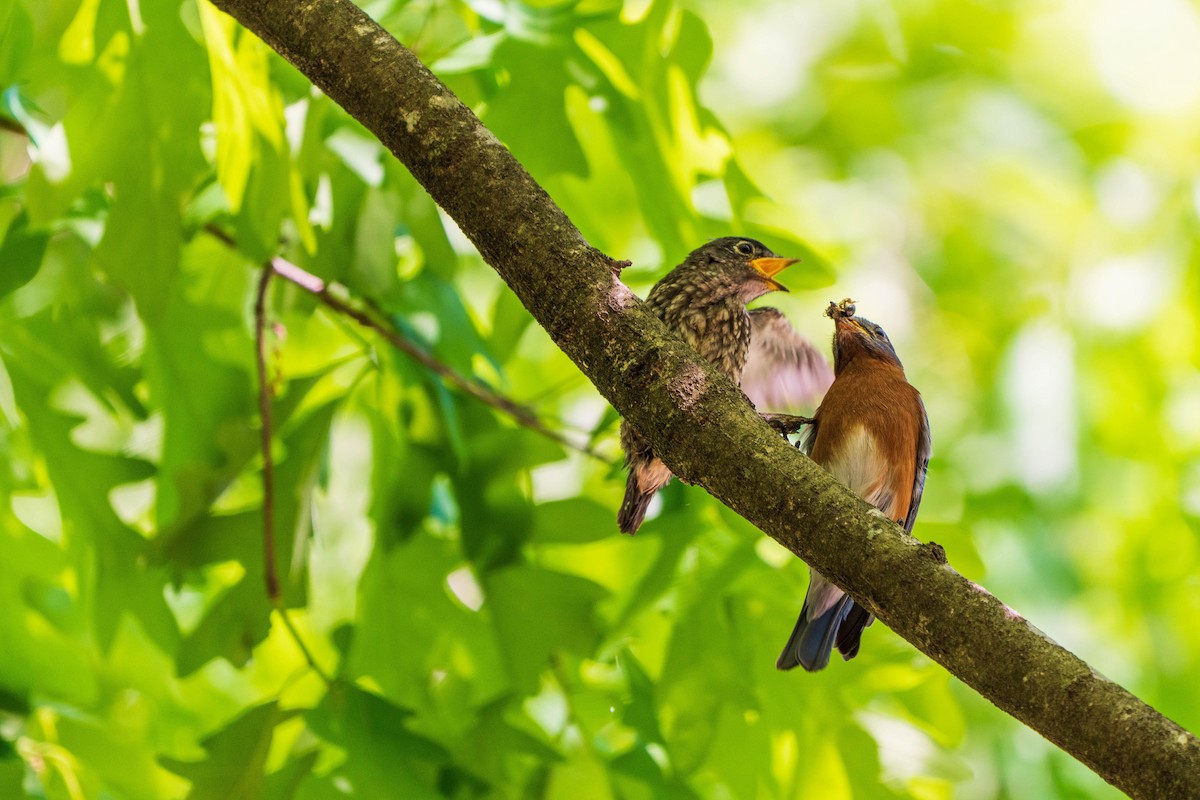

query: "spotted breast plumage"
(617, 237), (832, 535)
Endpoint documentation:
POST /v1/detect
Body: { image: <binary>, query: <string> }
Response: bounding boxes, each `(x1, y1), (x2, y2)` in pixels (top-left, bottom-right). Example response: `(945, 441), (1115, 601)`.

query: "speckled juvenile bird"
(776, 299), (930, 672)
(617, 237), (833, 535)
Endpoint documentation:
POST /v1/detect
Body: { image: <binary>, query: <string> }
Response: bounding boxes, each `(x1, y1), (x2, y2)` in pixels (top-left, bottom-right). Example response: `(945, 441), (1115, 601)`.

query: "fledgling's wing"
(742, 307), (834, 411)
(902, 395), (932, 534)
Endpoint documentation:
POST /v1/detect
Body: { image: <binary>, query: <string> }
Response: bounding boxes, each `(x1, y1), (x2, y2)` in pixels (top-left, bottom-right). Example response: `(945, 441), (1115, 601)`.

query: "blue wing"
(903, 394), (931, 534)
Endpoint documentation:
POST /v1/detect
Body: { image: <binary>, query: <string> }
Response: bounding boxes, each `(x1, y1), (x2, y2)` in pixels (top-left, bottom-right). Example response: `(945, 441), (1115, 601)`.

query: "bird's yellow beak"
(751, 257), (799, 291)
(751, 257), (799, 278)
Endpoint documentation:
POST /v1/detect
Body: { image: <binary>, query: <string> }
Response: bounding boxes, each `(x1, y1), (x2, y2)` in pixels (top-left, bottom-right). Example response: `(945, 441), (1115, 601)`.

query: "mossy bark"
(209, 0), (1200, 796)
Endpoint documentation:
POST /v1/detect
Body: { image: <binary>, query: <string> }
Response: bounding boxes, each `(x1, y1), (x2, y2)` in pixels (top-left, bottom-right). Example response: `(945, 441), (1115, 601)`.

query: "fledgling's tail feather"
(618, 470), (652, 535)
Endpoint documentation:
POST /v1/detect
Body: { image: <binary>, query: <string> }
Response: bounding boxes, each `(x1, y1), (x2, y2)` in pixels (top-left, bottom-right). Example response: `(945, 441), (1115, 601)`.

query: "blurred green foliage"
(0, 0), (1198, 797)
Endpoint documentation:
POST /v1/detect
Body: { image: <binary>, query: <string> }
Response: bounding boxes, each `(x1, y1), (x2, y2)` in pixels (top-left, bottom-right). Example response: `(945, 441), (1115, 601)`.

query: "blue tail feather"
(776, 595), (855, 672)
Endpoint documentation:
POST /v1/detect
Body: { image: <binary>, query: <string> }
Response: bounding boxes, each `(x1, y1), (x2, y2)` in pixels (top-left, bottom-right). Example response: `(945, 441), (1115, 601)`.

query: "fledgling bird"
(776, 299), (931, 672)
(617, 237), (833, 535)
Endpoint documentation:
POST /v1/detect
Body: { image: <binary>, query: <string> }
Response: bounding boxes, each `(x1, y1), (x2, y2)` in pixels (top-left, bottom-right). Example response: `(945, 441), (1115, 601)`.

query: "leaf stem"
(274, 604), (333, 685)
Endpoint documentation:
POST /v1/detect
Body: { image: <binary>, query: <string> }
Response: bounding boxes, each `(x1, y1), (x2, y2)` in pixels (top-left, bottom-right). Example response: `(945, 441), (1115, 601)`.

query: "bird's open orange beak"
(751, 257), (799, 291)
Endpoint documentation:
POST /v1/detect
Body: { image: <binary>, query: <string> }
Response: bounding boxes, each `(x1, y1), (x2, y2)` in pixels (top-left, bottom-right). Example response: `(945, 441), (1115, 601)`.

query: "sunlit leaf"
(307, 682), (458, 799)
(0, 1), (32, 87)
(484, 563), (607, 692)
(162, 702), (298, 800)
(0, 210), (48, 299)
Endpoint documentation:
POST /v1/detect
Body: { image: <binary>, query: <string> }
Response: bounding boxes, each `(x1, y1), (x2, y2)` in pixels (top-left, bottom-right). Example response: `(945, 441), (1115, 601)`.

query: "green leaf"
(489, 287), (536, 364)
(37, 707), (177, 800)
(531, 497), (615, 543)
(481, 36), (588, 179)
(175, 575), (271, 678)
(459, 697), (563, 787)
(452, 419), (564, 571)
(162, 701), (298, 800)
(393, 271), (500, 377)
(261, 751), (319, 800)
(0, 758), (21, 798)
(609, 746), (699, 800)
(145, 238), (257, 535)
(171, 398), (337, 675)
(350, 526), (506, 708)
(199, 3), (286, 217)
(307, 683), (456, 799)
(93, 194), (180, 324)
(431, 31), (505, 74)
(0, 210), (49, 300)
(349, 185), (402, 298)
(2, 332), (177, 652)
(365, 377), (445, 549)
(0, 2), (31, 87)
(483, 563), (607, 693)
(88, 2), (208, 319)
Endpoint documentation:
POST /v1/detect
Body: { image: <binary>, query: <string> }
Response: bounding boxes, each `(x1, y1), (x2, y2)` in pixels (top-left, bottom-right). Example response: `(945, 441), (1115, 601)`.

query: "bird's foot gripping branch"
(760, 413), (816, 435)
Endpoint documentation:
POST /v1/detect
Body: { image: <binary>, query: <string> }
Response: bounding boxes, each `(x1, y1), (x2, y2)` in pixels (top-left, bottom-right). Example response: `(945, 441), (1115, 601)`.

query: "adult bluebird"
(776, 299), (931, 671)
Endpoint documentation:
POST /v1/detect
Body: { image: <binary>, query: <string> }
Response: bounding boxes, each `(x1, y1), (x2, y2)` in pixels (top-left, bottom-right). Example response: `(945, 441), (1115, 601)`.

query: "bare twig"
(206, 223), (602, 459)
(270, 257), (604, 458)
(254, 267), (280, 602)
(254, 264), (333, 685)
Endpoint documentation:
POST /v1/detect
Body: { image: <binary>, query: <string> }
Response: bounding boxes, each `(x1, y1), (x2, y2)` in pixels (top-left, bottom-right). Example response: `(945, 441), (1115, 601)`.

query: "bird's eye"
(734, 241), (754, 256)
(874, 326), (885, 337)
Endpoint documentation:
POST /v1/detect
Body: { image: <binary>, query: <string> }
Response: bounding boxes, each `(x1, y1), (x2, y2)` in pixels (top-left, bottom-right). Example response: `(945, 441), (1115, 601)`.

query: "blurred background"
(0, 0), (1198, 797)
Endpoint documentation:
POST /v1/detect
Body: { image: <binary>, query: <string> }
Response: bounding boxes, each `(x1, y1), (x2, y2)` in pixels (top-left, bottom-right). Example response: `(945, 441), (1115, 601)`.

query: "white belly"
(824, 425), (891, 509)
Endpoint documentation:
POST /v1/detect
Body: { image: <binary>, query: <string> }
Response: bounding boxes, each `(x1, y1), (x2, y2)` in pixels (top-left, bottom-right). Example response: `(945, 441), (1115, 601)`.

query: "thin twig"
(254, 264), (333, 686)
(270, 257), (605, 458)
(254, 266), (281, 602)
(206, 223), (602, 459)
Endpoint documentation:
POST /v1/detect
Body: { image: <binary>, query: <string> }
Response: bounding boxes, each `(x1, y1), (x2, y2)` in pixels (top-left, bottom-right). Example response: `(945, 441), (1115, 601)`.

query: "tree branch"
(207, 0), (1200, 796)
(269, 256), (603, 459)
(205, 224), (602, 458)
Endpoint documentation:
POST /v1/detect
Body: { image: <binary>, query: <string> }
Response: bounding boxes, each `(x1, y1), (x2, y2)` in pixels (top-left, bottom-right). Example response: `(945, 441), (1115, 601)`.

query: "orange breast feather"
(809, 360), (921, 524)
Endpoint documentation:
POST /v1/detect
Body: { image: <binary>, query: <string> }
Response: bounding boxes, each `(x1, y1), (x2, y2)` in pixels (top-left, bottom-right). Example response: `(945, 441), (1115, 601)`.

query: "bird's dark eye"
(874, 326), (885, 337)
(734, 241), (754, 256)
